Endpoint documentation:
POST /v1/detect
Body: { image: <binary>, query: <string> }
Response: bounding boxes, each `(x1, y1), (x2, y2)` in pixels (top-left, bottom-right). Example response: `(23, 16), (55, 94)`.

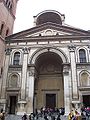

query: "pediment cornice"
(6, 22), (89, 41)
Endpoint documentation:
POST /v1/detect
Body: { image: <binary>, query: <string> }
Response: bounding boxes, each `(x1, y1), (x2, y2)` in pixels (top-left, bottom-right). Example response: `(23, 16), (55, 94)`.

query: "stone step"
(5, 115), (22, 120)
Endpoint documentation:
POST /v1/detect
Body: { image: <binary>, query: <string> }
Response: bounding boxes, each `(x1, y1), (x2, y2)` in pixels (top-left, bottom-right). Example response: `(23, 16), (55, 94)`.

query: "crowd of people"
(68, 106), (90, 120)
(81, 106), (90, 119)
(21, 106), (90, 120)
(1, 106), (90, 120)
(22, 107), (65, 120)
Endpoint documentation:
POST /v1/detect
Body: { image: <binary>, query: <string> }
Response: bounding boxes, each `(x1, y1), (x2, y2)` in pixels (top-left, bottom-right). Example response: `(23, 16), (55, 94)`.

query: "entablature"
(8, 65), (22, 72)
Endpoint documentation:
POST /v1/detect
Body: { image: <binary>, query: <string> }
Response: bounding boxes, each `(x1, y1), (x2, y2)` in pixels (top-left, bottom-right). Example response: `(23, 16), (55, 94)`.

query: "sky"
(14, 0), (90, 33)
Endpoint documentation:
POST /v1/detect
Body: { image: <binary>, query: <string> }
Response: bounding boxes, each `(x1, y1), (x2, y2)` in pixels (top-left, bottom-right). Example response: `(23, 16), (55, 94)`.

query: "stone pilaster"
(21, 47), (29, 100)
(17, 47), (29, 115)
(68, 45), (78, 99)
(27, 66), (35, 114)
(0, 48), (11, 110)
(63, 64), (70, 115)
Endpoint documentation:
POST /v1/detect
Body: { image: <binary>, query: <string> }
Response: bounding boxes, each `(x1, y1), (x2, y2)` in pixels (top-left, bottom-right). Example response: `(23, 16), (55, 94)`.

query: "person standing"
(57, 114), (61, 120)
(22, 113), (28, 120)
(0, 109), (5, 120)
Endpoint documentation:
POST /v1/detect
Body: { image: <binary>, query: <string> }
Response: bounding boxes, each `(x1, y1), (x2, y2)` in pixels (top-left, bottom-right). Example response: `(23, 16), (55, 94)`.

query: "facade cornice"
(6, 35), (90, 44)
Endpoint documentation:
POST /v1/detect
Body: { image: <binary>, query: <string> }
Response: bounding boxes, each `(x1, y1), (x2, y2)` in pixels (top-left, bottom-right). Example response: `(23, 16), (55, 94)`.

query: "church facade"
(1, 10), (90, 115)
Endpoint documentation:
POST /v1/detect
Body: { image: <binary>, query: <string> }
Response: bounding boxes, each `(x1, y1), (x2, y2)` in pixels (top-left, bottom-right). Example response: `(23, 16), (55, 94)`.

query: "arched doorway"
(34, 52), (64, 110)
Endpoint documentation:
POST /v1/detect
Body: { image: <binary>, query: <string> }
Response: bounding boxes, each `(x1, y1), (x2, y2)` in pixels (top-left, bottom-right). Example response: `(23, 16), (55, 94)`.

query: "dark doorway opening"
(83, 95), (90, 107)
(9, 96), (17, 114)
(46, 94), (56, 109)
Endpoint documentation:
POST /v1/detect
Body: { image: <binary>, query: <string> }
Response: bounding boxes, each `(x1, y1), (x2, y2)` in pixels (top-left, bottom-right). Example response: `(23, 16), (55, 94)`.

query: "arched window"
(0, 24), (4, 35)
(9, 74), (18, 87)
(79, 49), (86, 63)
(13, 52), (20, 65)
(80, 72), (89, 86)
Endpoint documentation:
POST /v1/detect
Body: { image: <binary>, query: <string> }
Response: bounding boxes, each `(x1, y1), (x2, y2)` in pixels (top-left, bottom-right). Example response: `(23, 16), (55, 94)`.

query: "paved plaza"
(5, 114), (68, 120)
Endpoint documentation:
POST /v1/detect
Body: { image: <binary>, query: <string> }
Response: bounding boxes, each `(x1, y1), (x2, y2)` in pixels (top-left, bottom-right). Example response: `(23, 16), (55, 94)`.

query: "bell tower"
(0, 0), (19, 36)
(0, 0), (19, 105)
(0, 0), (19, 72)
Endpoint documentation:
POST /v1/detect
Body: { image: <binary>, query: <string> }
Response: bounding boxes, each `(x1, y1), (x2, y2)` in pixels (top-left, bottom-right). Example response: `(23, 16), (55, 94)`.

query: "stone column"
(68, 45), (78, 99)
(0, 48), (11, 110)
(17, 47), (28, 115)
(27, 66), (35, 114)
(63, 64), (71, 115)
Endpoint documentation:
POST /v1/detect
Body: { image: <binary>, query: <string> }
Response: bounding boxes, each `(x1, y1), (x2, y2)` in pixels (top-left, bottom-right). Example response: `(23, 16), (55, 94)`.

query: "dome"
(34, 10), (65, 26)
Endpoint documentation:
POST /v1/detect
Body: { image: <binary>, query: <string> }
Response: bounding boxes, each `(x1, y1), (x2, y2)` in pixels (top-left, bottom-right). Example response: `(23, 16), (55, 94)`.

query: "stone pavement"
(5, 114), (68, 120)
(5, 114), (90, 120)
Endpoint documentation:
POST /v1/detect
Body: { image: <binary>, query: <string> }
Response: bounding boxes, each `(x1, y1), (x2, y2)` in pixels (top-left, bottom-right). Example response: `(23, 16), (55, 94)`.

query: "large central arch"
(30, 47), (68, 64)
(30, 47), (68, 111)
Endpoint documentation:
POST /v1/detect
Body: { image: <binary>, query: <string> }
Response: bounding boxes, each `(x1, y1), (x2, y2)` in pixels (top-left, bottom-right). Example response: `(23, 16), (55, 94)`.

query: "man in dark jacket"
(22, 113), (27, 120)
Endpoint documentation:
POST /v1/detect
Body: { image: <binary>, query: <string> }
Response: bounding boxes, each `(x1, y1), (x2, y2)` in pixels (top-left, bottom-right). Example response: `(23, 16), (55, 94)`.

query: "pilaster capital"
(63, 64), (69, 75)
(22, 47), (30, 54)
(87, 45), (90, 52)
(5, 48), (12, 55)
(87, 45), (90, 48)
(68, 45), (76, 52)
(29, 66), (35, 76)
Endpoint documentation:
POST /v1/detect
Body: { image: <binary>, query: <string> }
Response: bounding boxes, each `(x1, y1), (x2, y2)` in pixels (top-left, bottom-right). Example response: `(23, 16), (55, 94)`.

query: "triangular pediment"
(25, 28), (72, 37)
(6, 22), (89, 40)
